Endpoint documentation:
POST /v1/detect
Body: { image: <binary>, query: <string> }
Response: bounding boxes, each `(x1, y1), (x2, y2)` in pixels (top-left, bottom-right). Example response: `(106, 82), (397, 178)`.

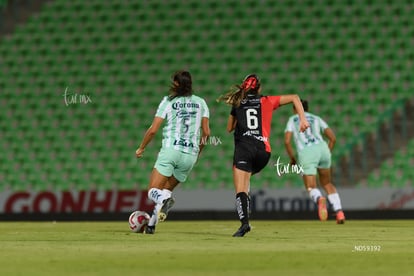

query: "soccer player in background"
(135, 70), (210, 234)
(284, 100), (345, 224)
(218, 74), (310, 237)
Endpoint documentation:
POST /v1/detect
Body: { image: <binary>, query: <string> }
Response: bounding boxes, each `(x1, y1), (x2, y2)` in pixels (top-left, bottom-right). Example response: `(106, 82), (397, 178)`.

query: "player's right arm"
(227, 115), (237, 133)
(136, 116), (164, 158)
(279, 95), (309, 132)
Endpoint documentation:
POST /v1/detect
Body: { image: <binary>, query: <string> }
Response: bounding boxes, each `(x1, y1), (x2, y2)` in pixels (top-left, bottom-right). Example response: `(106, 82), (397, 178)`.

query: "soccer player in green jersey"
(136, 71), (210, 234)
(284, 100), (345, 224)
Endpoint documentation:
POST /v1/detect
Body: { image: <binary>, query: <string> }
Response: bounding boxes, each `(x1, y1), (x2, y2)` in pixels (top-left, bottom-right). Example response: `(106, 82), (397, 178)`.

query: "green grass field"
(0, 220), (413, 276)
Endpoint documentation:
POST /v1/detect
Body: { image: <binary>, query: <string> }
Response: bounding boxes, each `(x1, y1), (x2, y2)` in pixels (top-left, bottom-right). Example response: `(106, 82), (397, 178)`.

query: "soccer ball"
(128, 211), (150, 233)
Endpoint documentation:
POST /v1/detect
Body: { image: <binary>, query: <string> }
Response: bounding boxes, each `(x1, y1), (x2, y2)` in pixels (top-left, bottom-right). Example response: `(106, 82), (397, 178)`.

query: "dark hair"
(294, 99), (309, 112)
(217, 74), (261, 107)
(168, 70), (193, 100)
(301, 100), (309, 112)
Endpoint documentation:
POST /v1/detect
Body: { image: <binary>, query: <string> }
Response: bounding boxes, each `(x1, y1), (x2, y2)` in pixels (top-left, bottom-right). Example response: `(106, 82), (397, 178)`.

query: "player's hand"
(135, 148), (145, 158)
(299, 119), (310, 132)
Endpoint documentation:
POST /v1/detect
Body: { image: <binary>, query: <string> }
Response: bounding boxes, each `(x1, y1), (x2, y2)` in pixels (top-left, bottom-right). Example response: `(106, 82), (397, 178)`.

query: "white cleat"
(158, 197), (175, 222)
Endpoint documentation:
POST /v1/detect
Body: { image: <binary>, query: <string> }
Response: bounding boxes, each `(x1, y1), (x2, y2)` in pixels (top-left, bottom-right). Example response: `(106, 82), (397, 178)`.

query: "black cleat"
(232, 224), (251, 237)
(144, 225), (155, 234)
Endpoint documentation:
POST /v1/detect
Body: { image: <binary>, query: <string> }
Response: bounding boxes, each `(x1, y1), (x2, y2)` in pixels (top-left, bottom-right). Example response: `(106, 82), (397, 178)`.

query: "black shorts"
(233, 142), (271, 175)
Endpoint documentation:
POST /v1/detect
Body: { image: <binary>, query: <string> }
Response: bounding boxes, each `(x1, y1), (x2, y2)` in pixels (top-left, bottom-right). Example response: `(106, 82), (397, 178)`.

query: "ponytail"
(217, 85), (247, 107)
(217, 74), (260, 107)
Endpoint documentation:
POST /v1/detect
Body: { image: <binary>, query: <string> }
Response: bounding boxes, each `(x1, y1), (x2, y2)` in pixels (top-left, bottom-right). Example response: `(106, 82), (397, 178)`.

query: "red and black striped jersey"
(231, 94), (281, 152)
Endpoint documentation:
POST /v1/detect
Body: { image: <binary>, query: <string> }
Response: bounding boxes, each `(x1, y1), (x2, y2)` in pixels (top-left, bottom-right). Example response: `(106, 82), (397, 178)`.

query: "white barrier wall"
(1, 187), (413, 213)
(174, 187), (414, 211)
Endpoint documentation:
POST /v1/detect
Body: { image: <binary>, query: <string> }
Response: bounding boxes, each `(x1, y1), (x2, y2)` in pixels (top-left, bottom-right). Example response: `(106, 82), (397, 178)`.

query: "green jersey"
(155, 95), (209, 155)
(285, 112), (329, 151)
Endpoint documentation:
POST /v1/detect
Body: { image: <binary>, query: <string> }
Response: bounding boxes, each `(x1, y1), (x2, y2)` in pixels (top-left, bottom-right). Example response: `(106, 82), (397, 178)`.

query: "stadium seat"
(1, 0), (414, 191)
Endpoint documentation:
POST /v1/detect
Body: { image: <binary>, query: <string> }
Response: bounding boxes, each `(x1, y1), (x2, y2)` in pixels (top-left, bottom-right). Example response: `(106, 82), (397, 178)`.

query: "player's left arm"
(284, 131), (297, 165)
(198, 117), (211, 156)
(227, 115), (237, 132)
(323, 127), (336, 152)
(136, 116), (164, 158)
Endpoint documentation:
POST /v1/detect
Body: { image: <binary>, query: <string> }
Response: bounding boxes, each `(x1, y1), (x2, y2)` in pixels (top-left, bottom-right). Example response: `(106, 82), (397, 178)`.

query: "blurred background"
(0, 0), (413, 217)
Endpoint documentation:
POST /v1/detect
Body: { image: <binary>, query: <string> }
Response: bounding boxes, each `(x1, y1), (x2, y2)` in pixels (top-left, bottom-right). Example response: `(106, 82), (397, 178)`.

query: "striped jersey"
(284, 111), (329, 151)
(155, 95), (209, 155)
(231, 95), (281, 152)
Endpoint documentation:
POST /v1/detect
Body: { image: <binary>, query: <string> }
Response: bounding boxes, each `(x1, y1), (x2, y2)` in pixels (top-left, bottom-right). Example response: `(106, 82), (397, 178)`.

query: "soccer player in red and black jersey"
(218, 74), (310, 237)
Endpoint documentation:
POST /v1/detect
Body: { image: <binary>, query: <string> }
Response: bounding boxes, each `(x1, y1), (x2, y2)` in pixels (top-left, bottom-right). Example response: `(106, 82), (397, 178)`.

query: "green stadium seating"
(1, 0), (413, 191)
(361, 139), (414, 187)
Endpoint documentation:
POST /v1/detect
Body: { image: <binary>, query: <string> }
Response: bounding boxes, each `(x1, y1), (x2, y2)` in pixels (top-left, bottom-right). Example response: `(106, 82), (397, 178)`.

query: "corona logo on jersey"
(172, 102), (200, 110)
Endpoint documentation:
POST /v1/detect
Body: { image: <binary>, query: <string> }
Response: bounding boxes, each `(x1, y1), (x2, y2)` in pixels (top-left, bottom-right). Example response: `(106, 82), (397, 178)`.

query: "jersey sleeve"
(268, 95), (281, 110)
(318, 116), (329, 131)
(230, 106), (236, 116)
(201, 98), (210, 118)
(155, 96), (169, 118)
(284, 116), (295, 132)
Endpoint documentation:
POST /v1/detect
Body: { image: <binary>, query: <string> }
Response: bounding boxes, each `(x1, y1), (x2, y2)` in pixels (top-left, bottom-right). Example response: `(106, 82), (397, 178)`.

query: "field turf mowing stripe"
(0, 220), (413, 275)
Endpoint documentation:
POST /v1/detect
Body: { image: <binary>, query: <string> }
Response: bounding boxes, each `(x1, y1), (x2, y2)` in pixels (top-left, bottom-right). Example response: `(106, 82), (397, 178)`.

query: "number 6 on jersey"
(246, 108), (258, 129)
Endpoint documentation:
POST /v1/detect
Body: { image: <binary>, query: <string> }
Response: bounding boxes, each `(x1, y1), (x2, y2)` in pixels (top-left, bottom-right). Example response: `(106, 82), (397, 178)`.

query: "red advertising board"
(1, 190), (154, 213)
